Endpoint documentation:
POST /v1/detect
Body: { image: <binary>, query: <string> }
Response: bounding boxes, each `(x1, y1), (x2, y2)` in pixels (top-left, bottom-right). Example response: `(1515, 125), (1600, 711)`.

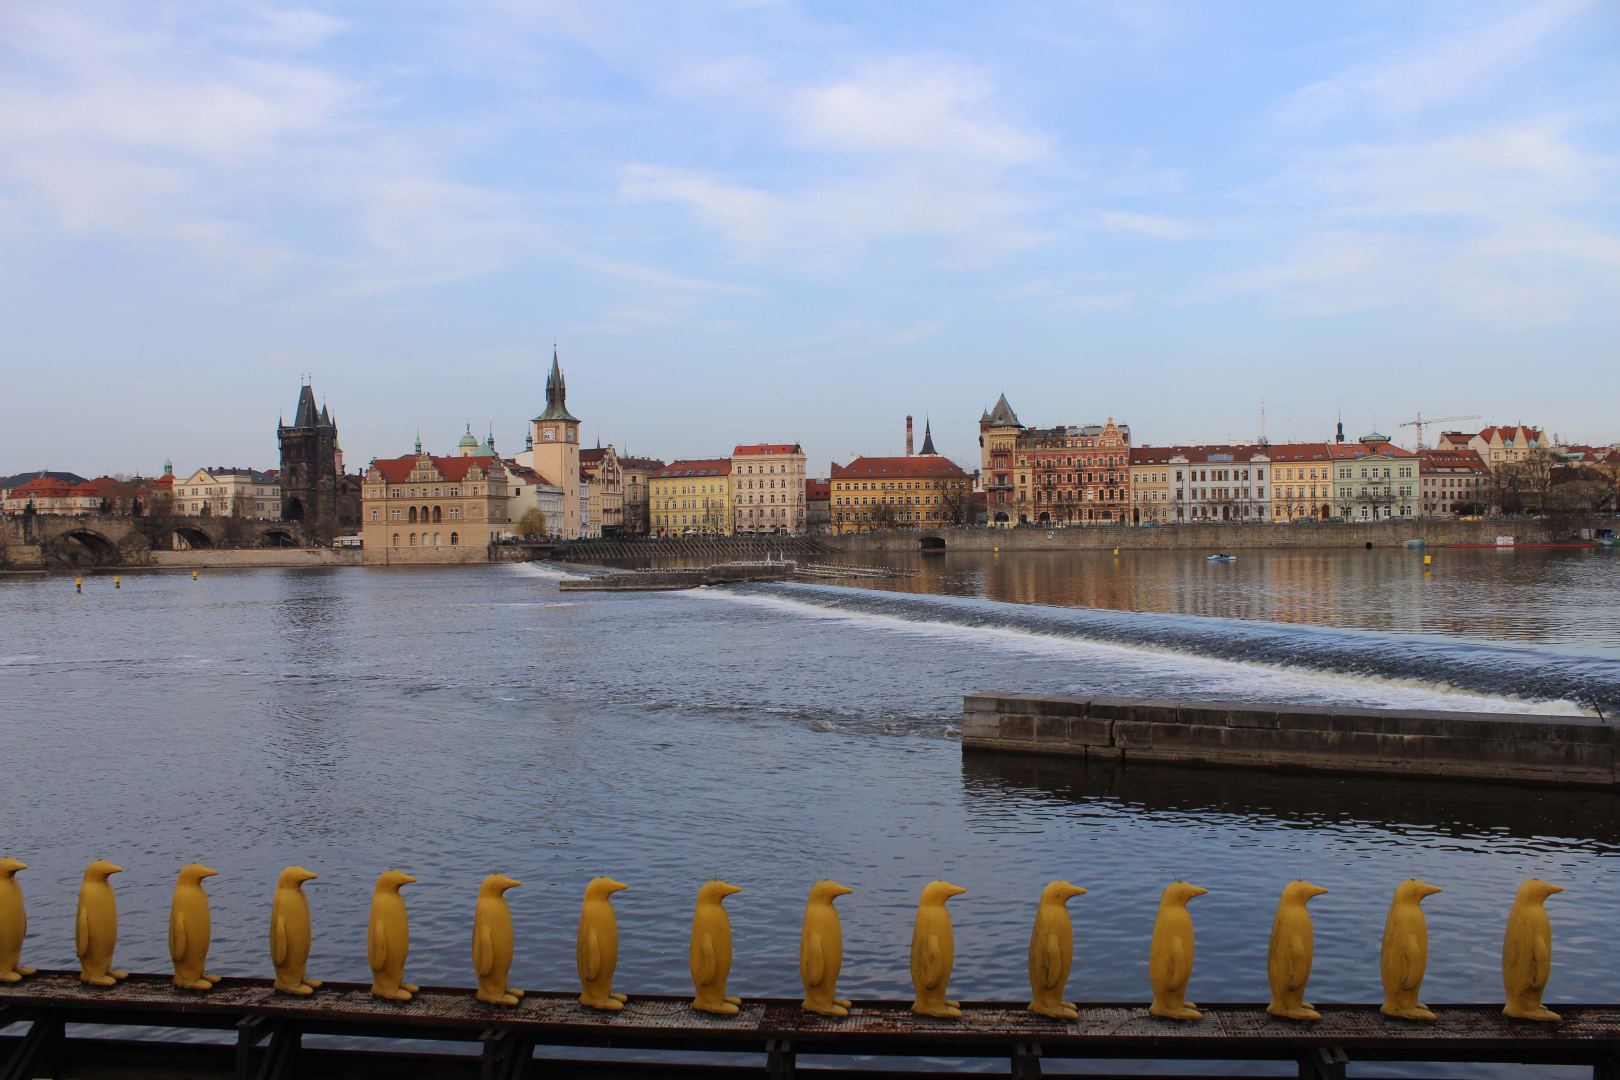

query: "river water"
(2, 549), (1617, 1076)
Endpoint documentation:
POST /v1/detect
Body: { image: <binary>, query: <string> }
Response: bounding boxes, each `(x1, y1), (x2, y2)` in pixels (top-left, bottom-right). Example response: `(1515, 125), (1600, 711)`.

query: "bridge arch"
(919, 535), (946, 553)
(259, 528), (296, 548)
(49, 529), (120, 566)
(171, 525), (214, 550)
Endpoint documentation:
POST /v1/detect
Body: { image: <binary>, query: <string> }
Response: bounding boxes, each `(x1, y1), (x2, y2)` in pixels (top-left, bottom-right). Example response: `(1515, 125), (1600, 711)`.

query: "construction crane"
(1399, 412), (1482, 450)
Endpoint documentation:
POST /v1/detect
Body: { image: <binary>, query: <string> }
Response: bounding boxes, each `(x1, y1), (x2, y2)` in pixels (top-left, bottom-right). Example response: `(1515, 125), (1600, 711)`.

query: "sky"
(2, 0), (1617, 479)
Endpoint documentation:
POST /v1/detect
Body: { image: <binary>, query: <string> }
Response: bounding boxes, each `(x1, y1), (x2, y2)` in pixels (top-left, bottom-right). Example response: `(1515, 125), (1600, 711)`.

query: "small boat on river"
(1207, 553), (1237, 562)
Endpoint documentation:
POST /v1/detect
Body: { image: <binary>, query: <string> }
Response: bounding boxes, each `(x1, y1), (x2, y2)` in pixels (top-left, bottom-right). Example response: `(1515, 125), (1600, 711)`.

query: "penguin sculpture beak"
(1544, 883), (1565, 896)
(607, 879), (629, 894)
(719, 882), (742, 897)
(1304, 883), (1329, 899)
(107, 864), (125, 875)
(943, 883), (968, 898)
(826, 881), (854, 897)
(1187, 885), (1209, 898)
(199, 866), (220, 879)
(498, 875), (523, 890)
(1064, 883), (1088, 899)
(398, 873), (417, 886)
(295, 868), (319, 883)
(0, 859), (24, 872)
(1417, 882), (1442, 898)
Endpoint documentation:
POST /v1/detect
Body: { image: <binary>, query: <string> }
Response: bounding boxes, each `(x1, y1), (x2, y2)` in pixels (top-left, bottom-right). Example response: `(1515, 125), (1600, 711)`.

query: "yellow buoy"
(114, 576), (121, 589)
(75, 577), (83, 593)
(192, 570), (199, 580)
(1113, 548), (1120, 556)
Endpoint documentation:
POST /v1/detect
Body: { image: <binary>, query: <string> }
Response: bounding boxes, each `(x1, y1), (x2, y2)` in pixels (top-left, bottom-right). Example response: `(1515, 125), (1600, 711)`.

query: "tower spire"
(919, 418), (937, 455)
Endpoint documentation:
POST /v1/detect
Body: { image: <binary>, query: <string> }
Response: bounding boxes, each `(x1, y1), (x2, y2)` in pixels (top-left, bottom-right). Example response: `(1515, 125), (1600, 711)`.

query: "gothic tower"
(278, 383), (339, 524)
(530, 349), (582, 539)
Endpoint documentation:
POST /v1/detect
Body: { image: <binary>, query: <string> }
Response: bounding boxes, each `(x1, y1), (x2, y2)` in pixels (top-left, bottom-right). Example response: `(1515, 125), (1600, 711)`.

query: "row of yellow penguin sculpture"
(0, 859), (1565, 1024)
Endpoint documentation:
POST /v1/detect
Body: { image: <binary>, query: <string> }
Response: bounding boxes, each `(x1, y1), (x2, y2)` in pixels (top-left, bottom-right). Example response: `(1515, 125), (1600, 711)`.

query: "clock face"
(543, 428), (556, 442)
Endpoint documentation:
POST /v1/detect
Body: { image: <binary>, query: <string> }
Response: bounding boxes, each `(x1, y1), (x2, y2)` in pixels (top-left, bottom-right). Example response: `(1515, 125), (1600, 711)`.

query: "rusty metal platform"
(2, 971), (1618, 1079)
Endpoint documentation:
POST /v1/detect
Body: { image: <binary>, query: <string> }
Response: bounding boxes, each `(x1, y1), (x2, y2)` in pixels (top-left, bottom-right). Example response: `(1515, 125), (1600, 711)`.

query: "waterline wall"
(835, 519), (1560, 552)
(962, 692), (1617, 787)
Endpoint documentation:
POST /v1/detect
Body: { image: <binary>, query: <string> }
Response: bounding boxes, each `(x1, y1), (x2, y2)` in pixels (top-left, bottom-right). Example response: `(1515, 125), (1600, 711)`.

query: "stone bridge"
(5, 514), (305, 568)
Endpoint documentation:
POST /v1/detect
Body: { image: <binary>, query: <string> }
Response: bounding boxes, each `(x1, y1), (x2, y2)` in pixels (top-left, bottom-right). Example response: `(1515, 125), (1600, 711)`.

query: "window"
(450, 532), (459, 545)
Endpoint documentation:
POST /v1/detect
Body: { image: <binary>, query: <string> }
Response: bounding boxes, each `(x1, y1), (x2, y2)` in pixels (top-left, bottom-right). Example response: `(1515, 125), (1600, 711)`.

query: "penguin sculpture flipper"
(368, 915), (387, 973)
(921, 935), (945, 991)
(474, 923), (495, 978)
(1282, 933), (1308, 992)
(1039, 932), (1062, 991)
(582, 927), (601, 982)
(271, 915), (288, 967)
(806, 931), (824, 987)
(696, 933), (717, 988)
(1395, 934), (1421, 991)
(75, 905), (89, 960)
(169, 911), (186, 965)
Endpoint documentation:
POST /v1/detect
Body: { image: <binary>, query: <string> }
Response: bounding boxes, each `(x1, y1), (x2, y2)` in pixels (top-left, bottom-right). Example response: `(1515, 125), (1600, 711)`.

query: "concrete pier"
(962, 693), (1617, 787)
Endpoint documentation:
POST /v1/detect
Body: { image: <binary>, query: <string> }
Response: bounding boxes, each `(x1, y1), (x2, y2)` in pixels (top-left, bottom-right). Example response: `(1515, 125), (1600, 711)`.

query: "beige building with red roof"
(1166, 445), (1271, 523)
(1267, 443), (1335, 522)
(1435, 425), (1545, 471)
(360, 439), (511, 562)
(617, 455), (664, 535)
(731, 443), (806, 535)
(1128, 446), (1177, 525)
(650, 459), (733, 535)
(828, 453), (971, 534)
(579, 445), (624, 536)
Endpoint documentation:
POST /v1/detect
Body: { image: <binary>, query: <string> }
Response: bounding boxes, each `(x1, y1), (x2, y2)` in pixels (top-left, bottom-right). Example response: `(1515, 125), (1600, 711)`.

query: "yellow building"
(1128, 446), (1175, 525)
(650, 459), (733, 535)
(1268, 443), (1335, 522)
(829, 454), (972, 533)
(360, 440), (510, 563)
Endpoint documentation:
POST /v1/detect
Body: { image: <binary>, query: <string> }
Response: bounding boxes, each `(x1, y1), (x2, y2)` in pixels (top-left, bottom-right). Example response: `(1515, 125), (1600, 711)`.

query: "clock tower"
(531, 349), (582, 539)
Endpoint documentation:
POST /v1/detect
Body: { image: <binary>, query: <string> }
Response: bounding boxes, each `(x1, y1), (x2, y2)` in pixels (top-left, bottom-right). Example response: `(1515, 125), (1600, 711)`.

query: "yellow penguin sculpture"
(368, 869), (418, 1002)
(910, 881), (967, 1018)
(1027, 880), (1087, 1020)
(1149, 881), (1208, 1021)
(0, 857), (36, 982)
(76, 859), (127, 986)
(1380, 879), (1442, 1021)
(1267, 880), (1328, 1021)
(270, 866), (321, 995)
(472, 873), (524, 1006)
(169, 863), (222, 990)
(690, 880), (743, 1015)
(799, 880), (854, 1017)
(1502, 879), (1563, 1022)
(577, 877), (628, 1010)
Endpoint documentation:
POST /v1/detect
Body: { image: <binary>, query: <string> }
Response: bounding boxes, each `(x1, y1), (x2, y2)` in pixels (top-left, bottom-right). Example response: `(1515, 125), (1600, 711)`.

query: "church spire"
(535, 347), (580, 423)
(919, 418), (938, 455)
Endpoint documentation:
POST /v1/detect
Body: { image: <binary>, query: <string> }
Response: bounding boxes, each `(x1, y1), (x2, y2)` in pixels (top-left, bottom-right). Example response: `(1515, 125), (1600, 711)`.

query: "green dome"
(458, 424), (478, 449)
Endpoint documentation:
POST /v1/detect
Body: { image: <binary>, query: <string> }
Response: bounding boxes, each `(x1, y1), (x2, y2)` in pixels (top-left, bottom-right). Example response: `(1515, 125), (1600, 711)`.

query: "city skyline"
(3, 1), (1618, 476)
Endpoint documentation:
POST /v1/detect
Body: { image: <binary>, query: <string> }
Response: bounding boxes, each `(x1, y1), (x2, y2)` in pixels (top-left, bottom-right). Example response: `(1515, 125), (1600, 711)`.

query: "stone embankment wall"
(962, 693), (1615, 788)
(149, 549), (361, 569)
(833, 519), (1557, 553)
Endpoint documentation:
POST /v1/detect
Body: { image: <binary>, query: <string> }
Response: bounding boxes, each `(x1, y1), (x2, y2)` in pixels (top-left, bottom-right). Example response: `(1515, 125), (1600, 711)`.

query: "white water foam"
(691, 587), (1590, 715)
(506, 561), (589, 583)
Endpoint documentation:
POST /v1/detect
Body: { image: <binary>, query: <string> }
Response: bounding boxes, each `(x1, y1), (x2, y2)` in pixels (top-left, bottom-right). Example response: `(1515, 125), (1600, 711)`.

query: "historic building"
(505, 461), (563, 536)
(828, 454), (971, 533)
(1417, 448), (1489, 517)
(805, 478), (831, 534)
(617, 455), (664, 535)
(1436, 425), (1545, 471)
(978, 395), (1022, 526)
(650, 459), (733, 535)
(1329, 434), (1418, 520)
(1, 474), (103, 515)
(1268, 443), (1336, 522)
(731, 443), (807, 534)
(1166, 446), (1271, 522)
(277, 383), (340, 525)
(360, 438), (510, 562)
(579, 445), (624, 536)
(1018, 418), (1131, 526)
(514, 351), (583, 540)
(173, 467), (281, 518)
(1128, 446), (1177, 525)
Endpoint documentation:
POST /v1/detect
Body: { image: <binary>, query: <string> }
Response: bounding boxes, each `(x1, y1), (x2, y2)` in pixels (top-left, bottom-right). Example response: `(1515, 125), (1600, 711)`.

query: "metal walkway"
(2, 972), (1617, 1079)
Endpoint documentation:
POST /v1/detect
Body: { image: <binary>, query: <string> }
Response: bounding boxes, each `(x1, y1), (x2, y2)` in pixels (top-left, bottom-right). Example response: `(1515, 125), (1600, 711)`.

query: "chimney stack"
(906, 415), (914, 456)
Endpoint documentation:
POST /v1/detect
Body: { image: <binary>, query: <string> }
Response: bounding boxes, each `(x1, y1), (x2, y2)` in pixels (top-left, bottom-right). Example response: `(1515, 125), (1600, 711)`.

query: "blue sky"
(2, 1), (1617, 478)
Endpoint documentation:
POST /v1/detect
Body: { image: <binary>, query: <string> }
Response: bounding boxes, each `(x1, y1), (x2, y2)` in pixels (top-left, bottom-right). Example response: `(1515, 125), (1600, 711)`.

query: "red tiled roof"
(1266, 442), (1333, 462)
(805, 478), (830, 500)
(1479, 425), (1543, 444)
(370, 454), (501, 484)
(654, 459), (732, 479)
(733, 443), (803, 456)
(1326, 441), (1416, 459)
(831, 455), (968, 480)
(7, 475), (81, 499)
(579, 448), (612, 465)
(1129, 446), (1179, 465)
(1417, 449), (1487, 470)
(1167, 444), (1270, 464)
(618, 456), (665, 471)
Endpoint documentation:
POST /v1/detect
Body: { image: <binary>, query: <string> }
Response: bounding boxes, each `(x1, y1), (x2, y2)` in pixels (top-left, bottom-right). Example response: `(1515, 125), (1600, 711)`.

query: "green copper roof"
(533, 349), (579, 423)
